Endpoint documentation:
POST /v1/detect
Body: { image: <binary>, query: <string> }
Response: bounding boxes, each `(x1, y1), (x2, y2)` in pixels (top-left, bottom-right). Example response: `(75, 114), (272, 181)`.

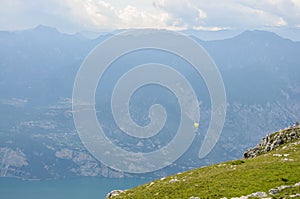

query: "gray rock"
(106, 190), (124, 198)
(169, 178), (180, 183)
(269, 188), (279, 195)
(278, 185), (292, 190)
(290, 193), (300, 198)
(264, 145), (271, 152)
(290, 131), (296, 137)
(243, 147), (260, 158)
(247, 191), (268, 197)
(244, 126), (300, 159)
(276, 139), (283, 145)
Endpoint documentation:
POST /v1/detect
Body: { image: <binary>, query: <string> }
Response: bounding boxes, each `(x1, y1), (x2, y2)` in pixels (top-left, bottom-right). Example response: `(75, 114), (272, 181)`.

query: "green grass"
(113, 128), (300, 199)
(275, 186), (300, 198)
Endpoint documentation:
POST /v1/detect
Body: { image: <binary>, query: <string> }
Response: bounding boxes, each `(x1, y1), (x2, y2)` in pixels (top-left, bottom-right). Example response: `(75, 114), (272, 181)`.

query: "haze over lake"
(0, 177), (149, 199)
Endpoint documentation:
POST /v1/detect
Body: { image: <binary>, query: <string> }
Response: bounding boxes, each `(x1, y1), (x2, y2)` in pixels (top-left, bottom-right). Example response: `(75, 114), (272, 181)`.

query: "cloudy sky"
(1, 0), (300, 34)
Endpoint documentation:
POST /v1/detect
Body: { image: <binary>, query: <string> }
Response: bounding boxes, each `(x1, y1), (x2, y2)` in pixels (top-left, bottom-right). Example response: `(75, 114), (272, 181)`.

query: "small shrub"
(230, 160), (245, 165)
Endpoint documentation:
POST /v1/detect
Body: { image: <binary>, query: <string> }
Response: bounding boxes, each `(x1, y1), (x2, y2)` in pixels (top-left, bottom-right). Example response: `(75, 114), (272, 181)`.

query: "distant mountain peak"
(235, 29), (288, 42)
(32, 25), (59, 33)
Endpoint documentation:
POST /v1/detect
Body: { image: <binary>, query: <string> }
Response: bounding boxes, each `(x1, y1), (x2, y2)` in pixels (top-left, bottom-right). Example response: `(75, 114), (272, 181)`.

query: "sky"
(1, 0), (300, 36)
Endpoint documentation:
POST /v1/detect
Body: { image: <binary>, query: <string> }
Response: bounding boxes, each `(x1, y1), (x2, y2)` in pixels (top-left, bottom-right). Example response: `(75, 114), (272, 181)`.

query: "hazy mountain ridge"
(0, 26), (299, 179)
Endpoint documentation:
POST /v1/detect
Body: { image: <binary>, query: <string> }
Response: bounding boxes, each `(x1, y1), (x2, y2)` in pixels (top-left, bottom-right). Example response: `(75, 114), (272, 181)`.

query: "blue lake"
(0, 177), (150, 199)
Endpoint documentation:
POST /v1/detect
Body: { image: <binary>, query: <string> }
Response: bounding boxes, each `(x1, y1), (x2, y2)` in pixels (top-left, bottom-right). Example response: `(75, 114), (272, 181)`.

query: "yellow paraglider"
(194, 122), (199, 128)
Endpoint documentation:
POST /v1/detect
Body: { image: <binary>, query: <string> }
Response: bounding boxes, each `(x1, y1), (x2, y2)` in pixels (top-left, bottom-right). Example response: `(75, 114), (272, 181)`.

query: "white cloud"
(0, 0), (299, 32)
(63, 0), (119, 29)
(152, 0), (300, 29)
(0, 0), (88, 32)
(240, 0), (300, 27)
(0, 0), (168, 32)
(153, 0), (207, 28)
(118, 5), (166, 29)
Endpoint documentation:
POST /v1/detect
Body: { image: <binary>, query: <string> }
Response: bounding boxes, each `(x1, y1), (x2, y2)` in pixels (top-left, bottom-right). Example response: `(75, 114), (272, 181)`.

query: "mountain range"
(0, 25), (299, 180)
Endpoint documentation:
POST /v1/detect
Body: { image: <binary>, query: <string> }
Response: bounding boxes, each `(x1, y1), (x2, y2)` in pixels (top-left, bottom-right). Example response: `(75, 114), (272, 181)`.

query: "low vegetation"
(111, 126), (300, 198)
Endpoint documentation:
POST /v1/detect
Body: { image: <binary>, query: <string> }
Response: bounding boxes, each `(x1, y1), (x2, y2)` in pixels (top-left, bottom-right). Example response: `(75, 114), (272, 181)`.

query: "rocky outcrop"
(244, 125), (300, 158)
(225, 181), (300, 199)
(106, 190), (124, 198)
(268, 182), (300, 195)
(228, 191), (268, 199)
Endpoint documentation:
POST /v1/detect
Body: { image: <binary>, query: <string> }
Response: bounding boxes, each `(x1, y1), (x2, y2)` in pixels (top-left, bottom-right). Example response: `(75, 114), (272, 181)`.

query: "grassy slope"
(115, 127), (300, 198)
